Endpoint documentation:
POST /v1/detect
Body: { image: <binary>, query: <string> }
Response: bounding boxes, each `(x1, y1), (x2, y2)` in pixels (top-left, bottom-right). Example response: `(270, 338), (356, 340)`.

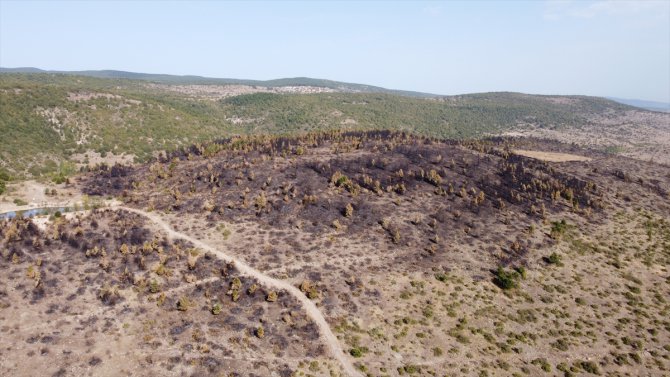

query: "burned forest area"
(2, 131), (669, 377)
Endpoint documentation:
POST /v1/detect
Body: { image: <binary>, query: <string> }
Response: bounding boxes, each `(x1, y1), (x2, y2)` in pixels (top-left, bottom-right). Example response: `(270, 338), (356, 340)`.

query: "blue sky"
(1, 0), (669, 102)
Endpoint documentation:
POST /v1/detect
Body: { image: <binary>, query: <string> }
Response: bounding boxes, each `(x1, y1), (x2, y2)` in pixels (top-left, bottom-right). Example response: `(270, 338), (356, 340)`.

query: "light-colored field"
(498, 110), (670, 165)
(0, 180), (82, 213)
(70, 150), (135, 170)
(512, 149), (592, 162)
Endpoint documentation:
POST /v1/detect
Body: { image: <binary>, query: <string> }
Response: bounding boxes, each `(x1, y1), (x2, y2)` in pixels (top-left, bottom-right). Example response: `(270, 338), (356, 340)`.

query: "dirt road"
(118, 206), (361, 377)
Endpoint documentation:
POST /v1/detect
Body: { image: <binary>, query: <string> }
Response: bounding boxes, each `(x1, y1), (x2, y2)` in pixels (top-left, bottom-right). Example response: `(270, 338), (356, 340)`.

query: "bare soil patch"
(0, 180), (83, 213)
(512, 149), (591, 162)
(71, 150), (135, 170)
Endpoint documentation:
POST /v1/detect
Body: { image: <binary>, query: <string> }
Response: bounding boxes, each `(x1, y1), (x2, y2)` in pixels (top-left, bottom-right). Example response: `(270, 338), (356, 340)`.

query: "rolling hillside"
(0, 67), (435, 97)
(607, 97), (670, 113)
(0, 72), (663, 180)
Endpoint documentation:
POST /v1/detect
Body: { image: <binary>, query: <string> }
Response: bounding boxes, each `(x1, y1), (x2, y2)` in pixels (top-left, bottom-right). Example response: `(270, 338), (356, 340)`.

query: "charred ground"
(2, 131), (669, 376)
(0, 210), (328, 376)
(87, 131), (668, 269)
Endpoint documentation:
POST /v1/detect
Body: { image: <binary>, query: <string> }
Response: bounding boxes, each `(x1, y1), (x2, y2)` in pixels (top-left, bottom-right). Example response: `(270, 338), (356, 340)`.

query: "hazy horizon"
(1, 0), (669, 102)
(3, 65), (670, 106)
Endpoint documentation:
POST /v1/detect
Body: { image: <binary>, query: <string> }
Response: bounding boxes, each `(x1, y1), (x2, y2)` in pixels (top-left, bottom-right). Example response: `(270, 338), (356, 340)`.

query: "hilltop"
(0, 67), (435, 97)
(606, 97), (670, 113)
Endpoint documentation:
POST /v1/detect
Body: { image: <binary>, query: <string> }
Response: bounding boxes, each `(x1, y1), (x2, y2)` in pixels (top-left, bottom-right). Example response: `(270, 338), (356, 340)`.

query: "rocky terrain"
(144, 83), (337, 100)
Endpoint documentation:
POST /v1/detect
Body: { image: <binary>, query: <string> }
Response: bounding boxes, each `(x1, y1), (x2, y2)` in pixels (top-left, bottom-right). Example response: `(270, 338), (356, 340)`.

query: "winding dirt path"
(117, 206), (361, 377)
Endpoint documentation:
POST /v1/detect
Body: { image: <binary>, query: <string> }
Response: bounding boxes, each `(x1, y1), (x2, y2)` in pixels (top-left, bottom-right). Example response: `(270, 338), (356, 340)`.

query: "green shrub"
(52, 174), (66, 184)
(149, 279), (160, 294)
(546, 252), (562, 265)
(550, 219), (568, 239)
(398, 364), (420, 374)
(13, 198), (28, 206)
(514, 266), (527, 279)
(349, 346), (368, 358)
(434, 272), (448, 282)
(531, 358), (551, 372)
(557, 362), (575, 377)
(579, 360), (599, 374)
(0, 169), (10, 195)
(493, 267), (520, 290)
(552, 338), (570, 351)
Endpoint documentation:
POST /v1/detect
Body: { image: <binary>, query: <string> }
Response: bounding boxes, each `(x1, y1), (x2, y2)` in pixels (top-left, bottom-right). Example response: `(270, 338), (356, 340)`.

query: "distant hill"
(0, 71), (657, 180)
(607, 97), (670, 113)
(0, 67), (45, 73)
(0, 67), (436, 98)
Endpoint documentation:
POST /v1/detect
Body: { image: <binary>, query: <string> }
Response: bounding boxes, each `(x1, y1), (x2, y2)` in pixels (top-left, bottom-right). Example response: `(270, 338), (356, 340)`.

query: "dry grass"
(3, 132), (669, 376)
(512, 149), (591, 162)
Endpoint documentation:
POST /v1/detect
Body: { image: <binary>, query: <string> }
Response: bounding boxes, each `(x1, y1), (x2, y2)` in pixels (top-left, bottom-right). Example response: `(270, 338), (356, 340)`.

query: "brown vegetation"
(2, 131), (669, 376)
